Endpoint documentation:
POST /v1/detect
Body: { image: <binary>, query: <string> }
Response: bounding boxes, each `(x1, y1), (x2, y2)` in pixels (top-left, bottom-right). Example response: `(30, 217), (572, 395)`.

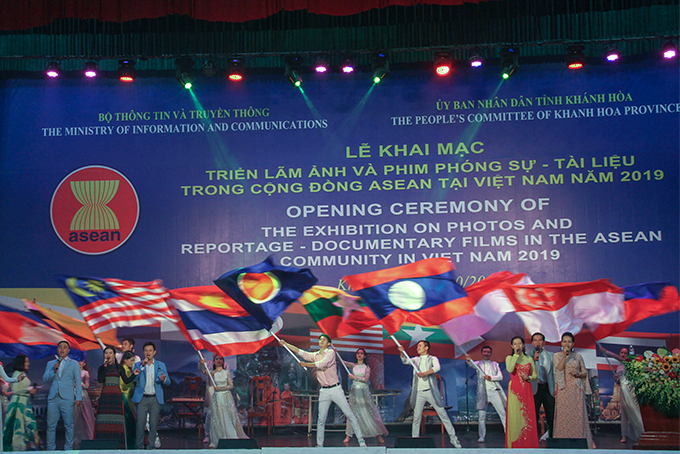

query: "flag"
(342, 258), (471, 335)
(298, 285), (379, 339)
(440, 271), (532, 345)
(23, 299), (120, 350)
(591, 282), (680, 340)
(56, 275), (178, 334)
(310, 327), (384, 354)
(503, 279), (625, 342)
(0, 302), (85, 360)
(214, 256), (317, 330)
(168, 285), (282, 357)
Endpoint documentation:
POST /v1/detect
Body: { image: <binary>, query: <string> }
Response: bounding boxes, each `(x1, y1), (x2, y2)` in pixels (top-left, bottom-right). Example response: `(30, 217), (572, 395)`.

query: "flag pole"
(584, 323), (619, 376)
(389, 334), (419, 371)
(197, 350), (218, 389)
(271, 332), (307, 370)
(335, 349), (351, 375)
(454, 342), (485, 375)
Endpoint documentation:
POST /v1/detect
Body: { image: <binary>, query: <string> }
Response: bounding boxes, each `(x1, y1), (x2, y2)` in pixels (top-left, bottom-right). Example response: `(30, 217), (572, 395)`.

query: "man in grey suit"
(531, 332), (555, 439)
(43, 340), (82, 450)
(132, 341), (170, 449)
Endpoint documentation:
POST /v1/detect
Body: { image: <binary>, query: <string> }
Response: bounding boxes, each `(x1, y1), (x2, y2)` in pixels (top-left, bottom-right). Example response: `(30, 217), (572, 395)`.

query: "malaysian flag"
(310, 326), (384, 354)
(56, 275), (178, 334)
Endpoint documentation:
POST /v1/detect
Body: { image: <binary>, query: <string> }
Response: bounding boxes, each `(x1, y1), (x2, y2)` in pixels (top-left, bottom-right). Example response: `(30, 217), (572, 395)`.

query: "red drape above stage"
(0, 0), (494, 30)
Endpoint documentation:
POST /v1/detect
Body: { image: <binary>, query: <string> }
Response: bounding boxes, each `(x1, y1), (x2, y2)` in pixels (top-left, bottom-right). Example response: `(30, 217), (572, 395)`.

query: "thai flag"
(0, 302), (85, 359)
(56, 275), (178, 334)
(342, 258), (470, 335)
(214, 256), (317, 330)
(168, 285), (281, 356)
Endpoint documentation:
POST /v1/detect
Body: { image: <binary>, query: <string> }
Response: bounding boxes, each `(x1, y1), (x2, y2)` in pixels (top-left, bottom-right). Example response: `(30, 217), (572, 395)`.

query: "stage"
(52, 422), (674, 452)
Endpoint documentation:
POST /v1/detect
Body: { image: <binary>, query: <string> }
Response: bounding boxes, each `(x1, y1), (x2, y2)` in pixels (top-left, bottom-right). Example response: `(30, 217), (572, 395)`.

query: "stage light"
(566, 45), (586, 69)
(176, 58), (195, 89)
(433, 52), (453, 77)
(118, 60), (136, 82)
(340, 57), (355, 74)
(202, 60), (217, 77)
(372, 53), (389, 84)
(662, 41), (677, 59)
(46, 61), (61, 78)
(469, 51), (484, 68)
(84, 61), (98, 78)
(500, 48), (518, 79)
(285, 56), (303, 87)
(604, 44), (620, 62)
(314, 56), (329, 73)
(227, 58), (244, 82)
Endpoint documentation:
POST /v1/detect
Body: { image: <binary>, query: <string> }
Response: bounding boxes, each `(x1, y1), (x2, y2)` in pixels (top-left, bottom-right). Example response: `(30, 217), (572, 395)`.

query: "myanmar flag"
(298, 285), (379, 339)
(343, 258), (472, 335)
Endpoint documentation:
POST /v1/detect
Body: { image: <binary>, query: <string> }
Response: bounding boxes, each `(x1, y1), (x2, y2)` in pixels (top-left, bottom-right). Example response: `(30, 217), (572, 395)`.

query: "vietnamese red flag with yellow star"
(168, 285), (282, 356)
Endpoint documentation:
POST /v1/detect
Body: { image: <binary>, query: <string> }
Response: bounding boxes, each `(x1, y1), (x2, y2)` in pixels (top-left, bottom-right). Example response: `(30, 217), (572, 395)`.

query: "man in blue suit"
(43, 340), (82, 450)
(132, 341), (170, 449)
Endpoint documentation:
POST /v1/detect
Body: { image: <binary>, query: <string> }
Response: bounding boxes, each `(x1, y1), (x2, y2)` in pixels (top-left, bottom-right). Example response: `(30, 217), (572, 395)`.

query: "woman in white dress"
(0, 362), (24, 452)
(343, 348), (388, 444)
(200, 355), (247, 448)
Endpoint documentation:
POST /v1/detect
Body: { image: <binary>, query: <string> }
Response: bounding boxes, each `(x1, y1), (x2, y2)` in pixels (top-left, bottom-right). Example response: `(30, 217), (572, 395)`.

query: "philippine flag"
(342, 257), (471, 335)
(168, 285), (282, 357)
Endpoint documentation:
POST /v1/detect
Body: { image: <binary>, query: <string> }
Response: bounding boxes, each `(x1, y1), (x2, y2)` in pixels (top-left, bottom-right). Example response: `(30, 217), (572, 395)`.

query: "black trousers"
(534, 383), (555, 437)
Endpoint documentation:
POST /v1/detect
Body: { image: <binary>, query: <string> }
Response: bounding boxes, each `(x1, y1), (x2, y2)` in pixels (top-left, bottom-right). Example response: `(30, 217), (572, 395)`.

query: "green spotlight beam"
(187, 88), (240, 169)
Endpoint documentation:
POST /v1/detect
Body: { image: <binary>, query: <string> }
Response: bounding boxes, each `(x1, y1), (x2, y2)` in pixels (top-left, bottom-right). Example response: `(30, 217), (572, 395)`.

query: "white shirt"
(144, 361), (156, 395)
(417, 355), (431, 391)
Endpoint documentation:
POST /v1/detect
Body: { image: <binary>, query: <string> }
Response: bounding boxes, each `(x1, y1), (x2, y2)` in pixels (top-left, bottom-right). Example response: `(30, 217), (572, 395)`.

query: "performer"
(1, 357), (30, 452)
(505, 336), (539, 448)
(599, 346), (643, 443)
(342, 348), (388, 444)
(73, 360), (95, 448)
(43, 341), (82, 451)
(397, 340), (462, 448)
(119, 351), (137, 450)
(530, 332), (555, 440)
(553, 332), (594, 449)
(198, 358), (212, 444)
(280, 335), (367, 448)
(116, 338), (141, 364)
(132, 342), (170, 450)
(200, 355), (247, 447)
(465, 345), (507, 443)
(96, 346), (132, 448)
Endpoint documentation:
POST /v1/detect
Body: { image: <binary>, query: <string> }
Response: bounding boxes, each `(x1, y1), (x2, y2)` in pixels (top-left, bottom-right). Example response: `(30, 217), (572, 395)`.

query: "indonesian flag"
(440, 271), (533, 345)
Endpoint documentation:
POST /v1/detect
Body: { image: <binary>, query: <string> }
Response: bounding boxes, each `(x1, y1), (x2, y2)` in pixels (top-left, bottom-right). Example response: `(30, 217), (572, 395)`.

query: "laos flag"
(214, 256), (317, 330)
(342, 258), (472, 335)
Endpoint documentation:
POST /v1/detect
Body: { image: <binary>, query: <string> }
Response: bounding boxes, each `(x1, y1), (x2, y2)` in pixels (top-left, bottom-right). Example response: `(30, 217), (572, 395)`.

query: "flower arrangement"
(624, 347), (680, 418)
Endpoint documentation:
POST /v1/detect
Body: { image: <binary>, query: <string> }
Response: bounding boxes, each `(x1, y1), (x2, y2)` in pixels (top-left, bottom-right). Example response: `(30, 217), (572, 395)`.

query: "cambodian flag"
(214, 256), (317, 330)
(0, 302), (85, 360)
(168, 286), (282, 356)
(342, 258), (471, 335)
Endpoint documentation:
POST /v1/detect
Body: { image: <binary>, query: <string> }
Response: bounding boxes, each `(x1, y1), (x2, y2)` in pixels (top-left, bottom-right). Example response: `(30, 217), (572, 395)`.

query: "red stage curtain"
(0, 0), (494, 31)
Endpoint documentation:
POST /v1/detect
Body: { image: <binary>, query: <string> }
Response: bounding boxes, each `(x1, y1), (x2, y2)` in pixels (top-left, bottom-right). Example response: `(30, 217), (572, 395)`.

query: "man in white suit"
(531, 332), (554, 439)
(43, 341), (82, 450)
(465, 346), (507, 443)
(398, 340), (462, 448)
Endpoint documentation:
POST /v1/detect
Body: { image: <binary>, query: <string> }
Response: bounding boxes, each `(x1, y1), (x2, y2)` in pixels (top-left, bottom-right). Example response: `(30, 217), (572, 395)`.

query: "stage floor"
(54, 422), (669, 452)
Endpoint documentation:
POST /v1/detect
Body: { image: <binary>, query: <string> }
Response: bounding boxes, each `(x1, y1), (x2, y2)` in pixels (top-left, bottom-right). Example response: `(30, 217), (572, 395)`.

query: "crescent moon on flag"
(65, 277), (96, 297)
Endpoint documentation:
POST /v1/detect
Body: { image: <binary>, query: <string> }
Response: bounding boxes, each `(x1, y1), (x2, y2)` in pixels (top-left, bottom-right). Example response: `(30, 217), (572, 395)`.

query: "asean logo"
(51, 165), (139, 255)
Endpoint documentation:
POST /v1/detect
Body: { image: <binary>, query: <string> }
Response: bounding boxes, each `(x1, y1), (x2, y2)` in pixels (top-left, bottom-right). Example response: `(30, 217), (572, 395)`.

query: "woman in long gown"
(505, 336), (539, 448)
(74, 361), (95, 447)
(200, 356), (247, 448)
(599, 346), (644, 443)
(2, 355), (39, 451)
(95, 346), (134, 449)
(342, 349), (388, 444)
(553, 332), (594, 449)
(119, 352), (137, 450)
(0, 361), (24, 452)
